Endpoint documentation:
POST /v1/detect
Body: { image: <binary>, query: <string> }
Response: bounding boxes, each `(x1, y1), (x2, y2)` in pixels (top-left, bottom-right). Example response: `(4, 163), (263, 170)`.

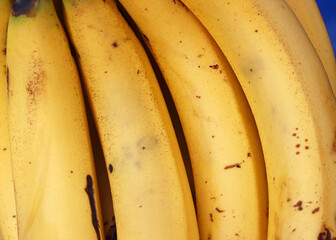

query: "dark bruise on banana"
(108, 164), (113, 173)
(11, 0), (40, 17)
(318, 227), (334, 240)
(6, 67), (9, 95)
(85, 175), (101, 240)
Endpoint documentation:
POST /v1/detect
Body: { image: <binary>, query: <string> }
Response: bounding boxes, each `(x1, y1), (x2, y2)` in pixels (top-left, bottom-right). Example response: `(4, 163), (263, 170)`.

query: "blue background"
(316, 0), (336, 56)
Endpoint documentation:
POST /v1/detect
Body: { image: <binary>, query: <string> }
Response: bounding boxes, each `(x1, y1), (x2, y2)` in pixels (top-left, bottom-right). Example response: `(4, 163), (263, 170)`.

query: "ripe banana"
(61, 0), (199, 239)
(117, 0), (268, 239)
(6, 0), (105, 239)
(284, 0), (336, 96)
(0, 0), (18, 239)
(179, 0), (336, 239)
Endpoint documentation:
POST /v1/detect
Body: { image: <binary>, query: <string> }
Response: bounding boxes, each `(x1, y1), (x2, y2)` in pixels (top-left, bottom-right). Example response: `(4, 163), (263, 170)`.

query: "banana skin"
(285, 0), (336, 96)
(61, 0), (199, 239)
(0, 0), (18, 239)
(179, 0), (336, 239)
(117, 0), (268, 239)
(6, 0), (105, 239)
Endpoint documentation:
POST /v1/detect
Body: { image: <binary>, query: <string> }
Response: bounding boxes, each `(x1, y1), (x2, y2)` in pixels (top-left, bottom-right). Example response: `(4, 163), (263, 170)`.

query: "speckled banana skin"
(179, 0), (336, 239)
(117, 0), (269, 239)
(6, 0), (104, 239)
(61, 0), (199, 239)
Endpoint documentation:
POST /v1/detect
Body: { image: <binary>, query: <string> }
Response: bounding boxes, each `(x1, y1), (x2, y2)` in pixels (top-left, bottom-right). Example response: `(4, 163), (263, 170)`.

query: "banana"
(60, 0), (199, 239)
(117, 0), (268, 239)
(0, 0), (18, 239)
(284, 0), (336, 96)
(6, 0), (105, 239)
(179, 0), (336, 239)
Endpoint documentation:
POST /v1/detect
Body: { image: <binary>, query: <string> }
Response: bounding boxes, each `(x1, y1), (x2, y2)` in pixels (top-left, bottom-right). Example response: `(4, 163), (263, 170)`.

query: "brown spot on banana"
(137, 136), (159, 151)
(312, 207), (320, 214)
(26, 69), (45, 105)
(215, 207), (224, 213)
(26, 52), (46, 107)
(293, 200), (303, 211)
(26, 54), (46, 126)
(209, 64), (219, 69)
(332, 131), (336, 153)
(209, 213), (214, 222)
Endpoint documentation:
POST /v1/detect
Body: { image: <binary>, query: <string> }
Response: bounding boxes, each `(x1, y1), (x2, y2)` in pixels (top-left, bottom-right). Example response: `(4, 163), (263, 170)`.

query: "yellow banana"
(6, 0), (104, 239)
(61, 0), (199, 239)
(179, 0), (336, 239)
(0, 0), (18, 239)
(285, 0), (336, 96)
(117, 0), (268, 239)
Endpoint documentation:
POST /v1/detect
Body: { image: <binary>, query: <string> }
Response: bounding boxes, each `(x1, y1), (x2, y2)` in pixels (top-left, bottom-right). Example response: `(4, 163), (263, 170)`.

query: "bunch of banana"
(116, 0), (268, 239)
(179, 0), (336, 239)
(6, 0), (105, 239)
(1, 0), (336, 238)
(0, 0), (17, 239)
(60, 0), (199, 239)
